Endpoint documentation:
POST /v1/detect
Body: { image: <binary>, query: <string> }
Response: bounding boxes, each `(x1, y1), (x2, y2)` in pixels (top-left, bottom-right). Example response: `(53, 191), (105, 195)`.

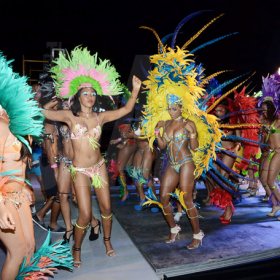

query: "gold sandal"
(72, 246), (82, 268)
(103, 237), (116, 257)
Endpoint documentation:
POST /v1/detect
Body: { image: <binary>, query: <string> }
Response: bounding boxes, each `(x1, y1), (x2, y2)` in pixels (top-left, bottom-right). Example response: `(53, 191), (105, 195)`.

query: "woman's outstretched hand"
(131, 75), (142, 98)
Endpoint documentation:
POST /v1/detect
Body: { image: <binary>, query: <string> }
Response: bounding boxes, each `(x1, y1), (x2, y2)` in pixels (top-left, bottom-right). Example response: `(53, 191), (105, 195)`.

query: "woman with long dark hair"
(43, 47), (141, 267)
(259, 99), (280, 217)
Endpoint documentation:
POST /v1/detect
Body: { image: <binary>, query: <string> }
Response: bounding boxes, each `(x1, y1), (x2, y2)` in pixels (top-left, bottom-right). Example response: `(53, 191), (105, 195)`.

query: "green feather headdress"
(51, 46), (125, 99)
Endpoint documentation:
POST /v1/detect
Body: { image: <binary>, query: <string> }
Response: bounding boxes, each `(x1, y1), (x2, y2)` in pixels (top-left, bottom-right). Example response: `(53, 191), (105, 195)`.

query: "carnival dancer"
(0, 52), (72, 279)
(42, 47), (141, 267)
(257, 71), (280, 219)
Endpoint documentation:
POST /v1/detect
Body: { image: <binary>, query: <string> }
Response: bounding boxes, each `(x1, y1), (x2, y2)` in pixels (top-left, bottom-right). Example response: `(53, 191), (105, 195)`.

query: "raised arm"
(42, 99), (71, 124)
(101, 75), (141, 124)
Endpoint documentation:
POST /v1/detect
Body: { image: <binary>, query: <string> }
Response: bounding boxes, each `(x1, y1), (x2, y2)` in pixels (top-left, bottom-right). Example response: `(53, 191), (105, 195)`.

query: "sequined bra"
(70, 113), (102, 150)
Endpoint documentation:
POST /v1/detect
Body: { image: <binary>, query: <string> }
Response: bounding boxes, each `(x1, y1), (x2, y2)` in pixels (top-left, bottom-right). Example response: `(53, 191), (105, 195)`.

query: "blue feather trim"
(207, 170), (235, 195)
(222, 135), (267, 148)
(190, 32), (239, 53)
(202, 73), (248, 108)
(215, 158), (252, 182)
(211, 166), (239, 190)
(220, 149), (259, 166)
(171, 10), (212, 49)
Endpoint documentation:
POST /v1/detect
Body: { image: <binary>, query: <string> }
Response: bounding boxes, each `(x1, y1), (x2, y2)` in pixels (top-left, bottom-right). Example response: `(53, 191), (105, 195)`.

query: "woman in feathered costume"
(43, 46), (141, 266)
(125, 119), (159, 212)
(257, 70), (280, 219)
(0, 52), (72, 279)
(229, 87), (261, 196)
(207, 91), (260, 223)
(140, 10), (260, 243)
(204, 97), (240, 218)
(140, 12), (234, 249)
(109, 121), (137, 202)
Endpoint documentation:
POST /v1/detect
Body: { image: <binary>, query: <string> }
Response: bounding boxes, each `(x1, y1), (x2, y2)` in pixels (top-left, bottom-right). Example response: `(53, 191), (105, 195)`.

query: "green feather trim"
(91, 174), (103, 188)
(51, 46), (125, 99)
(89, 137), (100, 150)
(70, 76), (103, 96)
(69, 165), (76, 181)
(16, 231), (73, 279)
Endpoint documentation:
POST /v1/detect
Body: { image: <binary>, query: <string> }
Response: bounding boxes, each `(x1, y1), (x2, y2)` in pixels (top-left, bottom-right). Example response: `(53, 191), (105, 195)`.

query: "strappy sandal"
(72, 246), (82, 268)
(165, 224), (181, 243)
(89, 219), (101, 241)
(187, 230), (205, 250)
(103, 237), (116, 257)
(63, 226), (74, 243)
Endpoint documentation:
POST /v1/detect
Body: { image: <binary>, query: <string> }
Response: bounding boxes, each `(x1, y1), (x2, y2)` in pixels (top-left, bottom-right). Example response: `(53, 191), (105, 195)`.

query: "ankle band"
(170, 225), (181, 234)
(193, 230), (204, 240)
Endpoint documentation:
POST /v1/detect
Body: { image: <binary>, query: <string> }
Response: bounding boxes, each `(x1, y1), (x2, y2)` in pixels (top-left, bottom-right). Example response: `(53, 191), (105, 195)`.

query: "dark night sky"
(1, 0), (280, 90)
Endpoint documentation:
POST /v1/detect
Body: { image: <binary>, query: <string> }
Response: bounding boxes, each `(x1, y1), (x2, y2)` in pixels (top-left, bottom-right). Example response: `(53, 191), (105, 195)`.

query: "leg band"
(101, 213), (113, 220)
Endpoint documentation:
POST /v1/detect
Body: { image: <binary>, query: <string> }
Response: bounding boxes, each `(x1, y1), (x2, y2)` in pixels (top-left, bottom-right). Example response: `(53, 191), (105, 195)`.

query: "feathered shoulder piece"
(231, 87), (260, 170)
(258, 70), (280, 111)
(0, 52), (44, 151)
(50, 46), (125, 99)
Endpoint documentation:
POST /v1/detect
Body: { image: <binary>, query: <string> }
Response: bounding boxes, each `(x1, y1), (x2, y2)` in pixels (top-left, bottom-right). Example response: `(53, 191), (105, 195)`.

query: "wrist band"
(51, 163), (58, 169)
(190, 133), (197, 139)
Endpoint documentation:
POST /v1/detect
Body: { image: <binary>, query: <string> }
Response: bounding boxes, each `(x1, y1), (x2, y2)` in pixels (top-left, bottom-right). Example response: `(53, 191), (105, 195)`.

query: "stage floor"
(110, 183), (280, 278)
(1, 180), (280, 279)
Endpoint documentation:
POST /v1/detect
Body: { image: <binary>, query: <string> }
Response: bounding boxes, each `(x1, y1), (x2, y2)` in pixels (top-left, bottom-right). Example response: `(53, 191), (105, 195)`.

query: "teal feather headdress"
(0, 52), (44, 152)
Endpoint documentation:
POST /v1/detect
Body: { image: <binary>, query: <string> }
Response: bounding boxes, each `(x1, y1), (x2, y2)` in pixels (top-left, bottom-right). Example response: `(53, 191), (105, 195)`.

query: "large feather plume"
(51, 46), (124, 99)
(0, 52), (44, 152)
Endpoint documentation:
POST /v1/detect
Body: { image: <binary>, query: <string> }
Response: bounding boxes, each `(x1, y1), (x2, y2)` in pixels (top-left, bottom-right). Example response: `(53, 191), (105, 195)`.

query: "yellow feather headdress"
(141, 48), (222, 177)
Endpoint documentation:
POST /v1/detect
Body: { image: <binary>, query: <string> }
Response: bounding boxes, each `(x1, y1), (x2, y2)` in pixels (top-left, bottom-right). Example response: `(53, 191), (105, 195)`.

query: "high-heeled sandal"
(165, 224), (181, 243)
(62, 227), (74, 243)
(103, 236), (116, 257)
(187, 230), (205, 250)
(220, 216), (232, 224)
(246, 181), (259, 196)
(89, 219), (101, 241)
(72, 246), (82, 268)
(120, 192), (129, 203)
(267, 205), (280, 217)
(220, 210), (233, 224)
(262, 195), (269, 202)
(220, 205), (234, 224)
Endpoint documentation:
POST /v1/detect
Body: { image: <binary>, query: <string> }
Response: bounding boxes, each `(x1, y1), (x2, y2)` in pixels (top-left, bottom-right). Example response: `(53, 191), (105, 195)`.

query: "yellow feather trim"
(182, 13), (225, 50)
(142, 198), (165, 212)
(200, 70), (231, 86)
(174, 188), (188, 211)
(139, 26), (164, 53)
(219, 123), (262, 129)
